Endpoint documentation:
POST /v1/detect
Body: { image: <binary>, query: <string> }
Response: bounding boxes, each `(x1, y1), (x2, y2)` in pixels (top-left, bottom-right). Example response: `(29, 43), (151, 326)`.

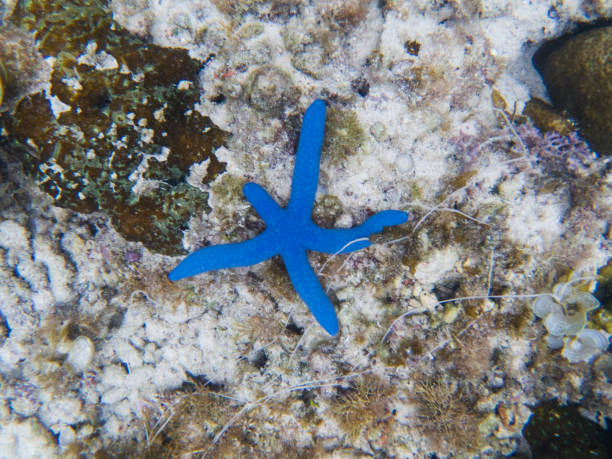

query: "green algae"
(376, 336), (424, 367)
(323, 106), (366, 165)
(312, 194), (343, 228)
(1, 0), (229, 255)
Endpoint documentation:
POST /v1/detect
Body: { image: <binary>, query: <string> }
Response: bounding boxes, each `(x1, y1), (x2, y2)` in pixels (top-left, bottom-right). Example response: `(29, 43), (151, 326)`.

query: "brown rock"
(533, 25), (612, 155)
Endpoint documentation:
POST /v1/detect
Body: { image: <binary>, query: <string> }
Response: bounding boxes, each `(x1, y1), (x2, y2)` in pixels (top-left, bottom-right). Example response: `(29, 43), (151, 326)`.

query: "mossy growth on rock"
(523, 98), (576, 136)
(312, 194), (343, 228)
(323, 106), (366, 165)
(1, 0), (229, 255)
(330, 374), (392, 440)
(593, 258), (612, 334)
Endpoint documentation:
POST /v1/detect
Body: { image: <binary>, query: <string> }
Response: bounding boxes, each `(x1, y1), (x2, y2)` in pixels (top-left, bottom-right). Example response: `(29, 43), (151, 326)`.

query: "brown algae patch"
(2, 0), (229, 255)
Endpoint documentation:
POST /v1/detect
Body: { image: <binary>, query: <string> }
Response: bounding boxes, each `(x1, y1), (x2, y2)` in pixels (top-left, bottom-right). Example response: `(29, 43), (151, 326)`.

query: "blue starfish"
(169, 99), (408, 335)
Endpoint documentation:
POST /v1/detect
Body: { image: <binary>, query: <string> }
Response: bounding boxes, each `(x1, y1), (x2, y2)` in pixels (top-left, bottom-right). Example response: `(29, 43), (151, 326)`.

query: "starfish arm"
(353, 209), (409, 241)
(242, 182), (284, 225)
(281, 248), (339, 336)
(168, 232), (278, 281)
(288, 99), (326, 217)
(309, 210), (409, 254)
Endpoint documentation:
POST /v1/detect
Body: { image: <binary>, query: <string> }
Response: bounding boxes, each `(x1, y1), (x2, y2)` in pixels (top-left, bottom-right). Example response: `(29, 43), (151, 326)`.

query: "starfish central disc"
(169, 99), (408, 335)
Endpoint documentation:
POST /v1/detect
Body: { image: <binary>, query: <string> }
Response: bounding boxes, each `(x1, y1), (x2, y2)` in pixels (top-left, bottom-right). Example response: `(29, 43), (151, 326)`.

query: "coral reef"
(0, 0), (611, 457)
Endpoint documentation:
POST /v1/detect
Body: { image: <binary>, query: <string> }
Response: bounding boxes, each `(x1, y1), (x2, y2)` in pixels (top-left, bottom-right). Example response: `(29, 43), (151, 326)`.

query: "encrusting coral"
(1, 0), (228, 255)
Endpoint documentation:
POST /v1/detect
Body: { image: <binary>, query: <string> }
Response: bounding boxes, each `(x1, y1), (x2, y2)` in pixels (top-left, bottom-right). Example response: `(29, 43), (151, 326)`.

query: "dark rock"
(533, 24), (612, 156)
